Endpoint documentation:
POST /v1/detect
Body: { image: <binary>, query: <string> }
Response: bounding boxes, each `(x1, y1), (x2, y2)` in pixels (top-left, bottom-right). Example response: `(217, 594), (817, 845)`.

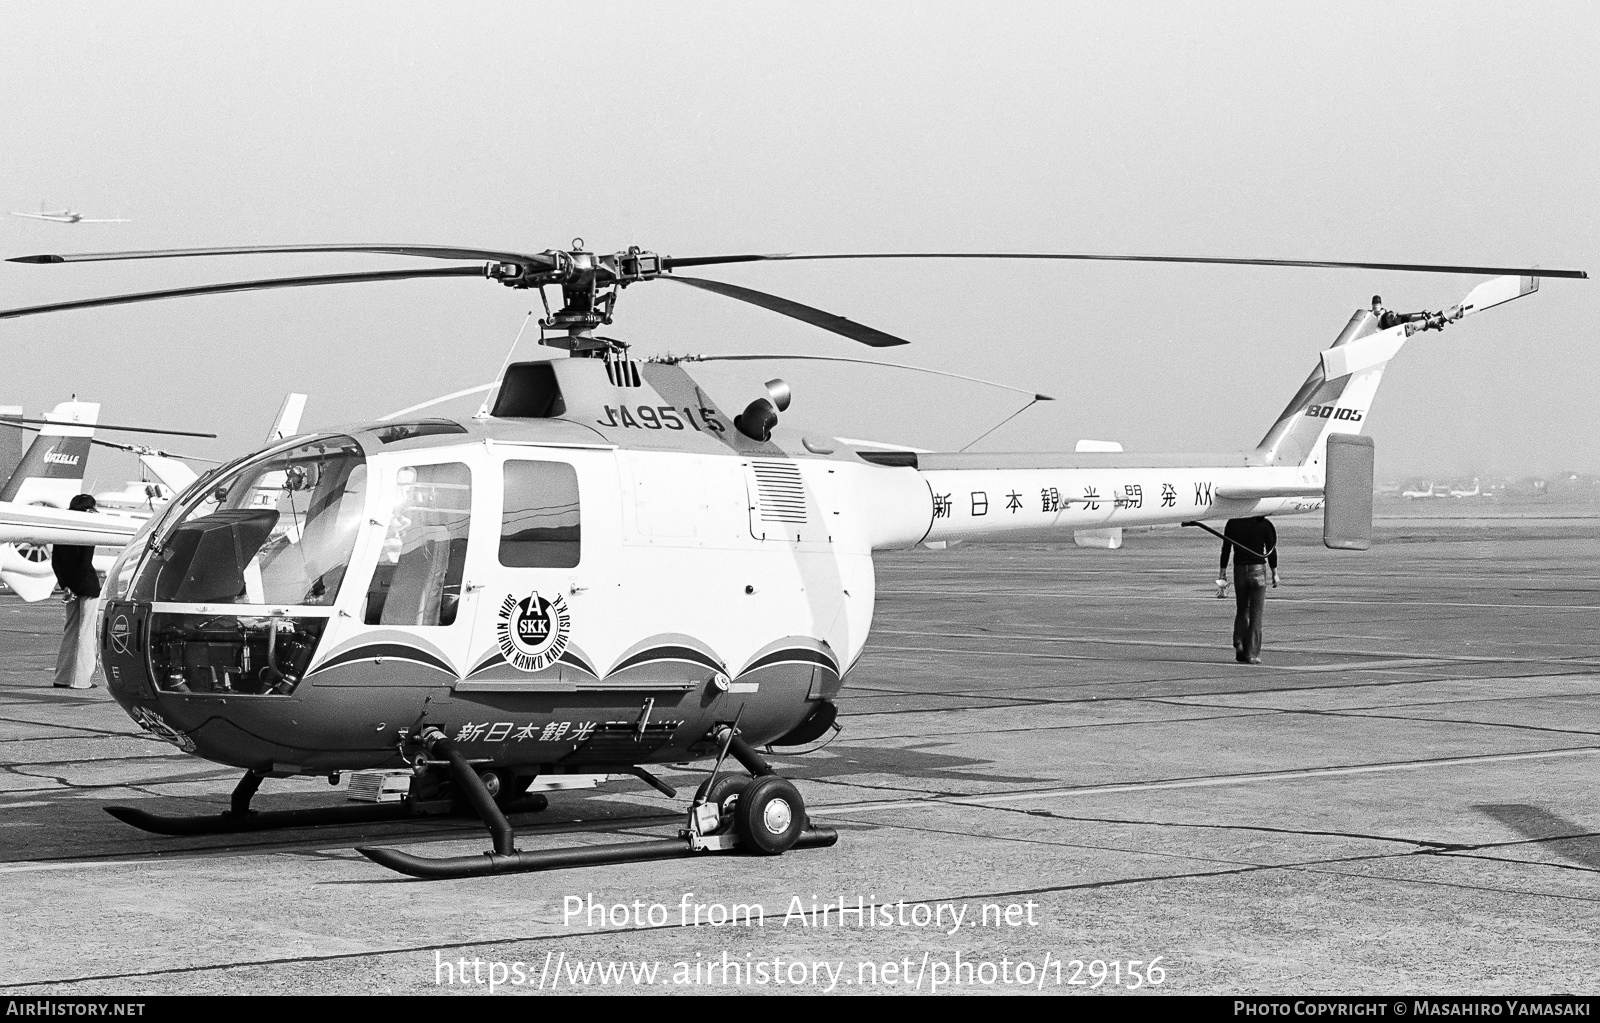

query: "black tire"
(496, 771), (540, 813)
(733, 775), (806, 855)
(507, 792), (549, 814)
(495, 771), (534, 807)
(693, 774), (750, 833)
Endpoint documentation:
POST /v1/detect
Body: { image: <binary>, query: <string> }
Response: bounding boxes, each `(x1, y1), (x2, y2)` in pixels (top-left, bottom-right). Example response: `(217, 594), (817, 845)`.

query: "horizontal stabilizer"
(1215, 484), (1324, 500)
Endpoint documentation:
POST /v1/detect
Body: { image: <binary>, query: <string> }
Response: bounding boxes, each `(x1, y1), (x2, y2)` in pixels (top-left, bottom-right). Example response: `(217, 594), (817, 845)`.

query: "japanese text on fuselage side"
(456, 721), (597, 743)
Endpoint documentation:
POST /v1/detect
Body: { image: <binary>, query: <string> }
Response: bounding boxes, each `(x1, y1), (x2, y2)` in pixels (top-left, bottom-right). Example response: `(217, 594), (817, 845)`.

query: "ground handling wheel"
(733, 775), (806, 855)
(692, 774), (750, 834)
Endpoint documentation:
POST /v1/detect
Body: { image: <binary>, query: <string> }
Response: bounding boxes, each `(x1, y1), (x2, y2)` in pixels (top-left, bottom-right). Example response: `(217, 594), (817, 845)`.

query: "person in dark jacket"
(1216, 516), (1278, 664)
(51, 493), (102, 689)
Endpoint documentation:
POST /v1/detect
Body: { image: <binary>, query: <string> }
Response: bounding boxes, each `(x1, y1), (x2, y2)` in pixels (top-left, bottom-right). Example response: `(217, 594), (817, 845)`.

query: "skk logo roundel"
(497, 591), (571, 672)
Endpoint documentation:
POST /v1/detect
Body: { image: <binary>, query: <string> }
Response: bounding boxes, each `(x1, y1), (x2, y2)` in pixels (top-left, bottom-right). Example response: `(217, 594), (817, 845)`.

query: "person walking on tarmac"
(51, 493), (102, 689)
(1216, 516), (1278, 664)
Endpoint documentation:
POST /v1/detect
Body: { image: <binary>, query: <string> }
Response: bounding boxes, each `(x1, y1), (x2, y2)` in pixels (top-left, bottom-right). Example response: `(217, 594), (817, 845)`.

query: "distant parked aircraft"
(1450, 478), (1481, 498)
(1401, 482), (1435, 499)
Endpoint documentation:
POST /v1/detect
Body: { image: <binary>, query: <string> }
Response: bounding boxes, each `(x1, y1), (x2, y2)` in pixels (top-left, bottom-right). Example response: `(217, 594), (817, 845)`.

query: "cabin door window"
(499, 460), (581, 568)
(363, 462), (472, 627)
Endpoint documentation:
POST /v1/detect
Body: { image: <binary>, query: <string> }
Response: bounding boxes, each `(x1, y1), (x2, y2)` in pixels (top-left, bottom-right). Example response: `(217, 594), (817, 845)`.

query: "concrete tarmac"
(1, 518), (1596, 995)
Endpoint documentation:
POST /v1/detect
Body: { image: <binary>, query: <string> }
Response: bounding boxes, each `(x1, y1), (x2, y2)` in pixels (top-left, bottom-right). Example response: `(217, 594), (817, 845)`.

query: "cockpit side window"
(364, 462), (472, 627)
(130, 437), (367, 607)
(500, 460), (580, 568)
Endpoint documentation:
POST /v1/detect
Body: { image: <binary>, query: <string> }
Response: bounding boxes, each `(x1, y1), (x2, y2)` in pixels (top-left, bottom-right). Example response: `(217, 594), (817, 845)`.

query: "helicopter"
(0, 241), (1585, 879)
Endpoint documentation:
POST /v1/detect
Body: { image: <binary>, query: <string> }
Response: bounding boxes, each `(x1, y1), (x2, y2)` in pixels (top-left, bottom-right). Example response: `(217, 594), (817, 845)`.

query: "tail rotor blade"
(1449, 275), (1541, 320)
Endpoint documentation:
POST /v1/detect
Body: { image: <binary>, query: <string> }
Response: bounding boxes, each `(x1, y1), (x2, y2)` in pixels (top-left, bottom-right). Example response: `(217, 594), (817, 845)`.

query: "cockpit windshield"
(130, 436), (368, 606)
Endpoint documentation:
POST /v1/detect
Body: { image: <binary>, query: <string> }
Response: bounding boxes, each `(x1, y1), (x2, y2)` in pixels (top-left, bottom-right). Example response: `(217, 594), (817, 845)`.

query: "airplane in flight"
(10, 207), (129, 224)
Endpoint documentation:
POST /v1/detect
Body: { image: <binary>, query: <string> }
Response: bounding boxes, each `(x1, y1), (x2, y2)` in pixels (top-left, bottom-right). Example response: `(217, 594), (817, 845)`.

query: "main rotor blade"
(659, 275), (911, 347)
(0, 265), (488, 320)
(664, 252), (1589, 279)
(10, 243), (555, 267)
(89, 436), (219, 462)
(0, 416), (215, 438)
(677, 354), (1052, 400)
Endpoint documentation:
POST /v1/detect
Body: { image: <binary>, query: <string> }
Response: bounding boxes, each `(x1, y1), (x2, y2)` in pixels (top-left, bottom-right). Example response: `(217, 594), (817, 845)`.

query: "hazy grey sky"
(2, 1), (1595, 484)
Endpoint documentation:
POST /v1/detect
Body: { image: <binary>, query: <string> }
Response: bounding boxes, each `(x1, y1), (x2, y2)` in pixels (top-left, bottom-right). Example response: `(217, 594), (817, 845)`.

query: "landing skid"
(360, 827), (838, 879)
(104, 767), (549, 837)
(106, 801), (417, 836)
(357, 724), (837, 880)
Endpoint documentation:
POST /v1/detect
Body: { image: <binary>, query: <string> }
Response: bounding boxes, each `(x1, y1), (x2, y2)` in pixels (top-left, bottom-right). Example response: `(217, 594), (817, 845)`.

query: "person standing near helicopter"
(1215, 515), (1278, 664)
(51, 493), (102, 689)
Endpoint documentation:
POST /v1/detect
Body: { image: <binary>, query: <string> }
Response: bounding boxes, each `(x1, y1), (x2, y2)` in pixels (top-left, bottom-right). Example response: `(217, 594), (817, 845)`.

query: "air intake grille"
(751, 460), (808, 523)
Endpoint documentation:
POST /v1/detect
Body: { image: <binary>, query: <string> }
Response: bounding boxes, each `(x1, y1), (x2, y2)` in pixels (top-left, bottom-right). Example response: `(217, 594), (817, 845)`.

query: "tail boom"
(906, 462), (1320, 547)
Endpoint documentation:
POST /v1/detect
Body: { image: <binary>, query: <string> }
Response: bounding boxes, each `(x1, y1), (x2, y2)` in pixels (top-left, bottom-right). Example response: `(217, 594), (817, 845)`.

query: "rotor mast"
(488, 240), (664, 355)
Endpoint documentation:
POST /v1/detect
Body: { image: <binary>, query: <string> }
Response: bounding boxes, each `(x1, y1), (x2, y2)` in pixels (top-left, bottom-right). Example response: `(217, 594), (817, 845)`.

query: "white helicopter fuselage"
(95, 334), (1379, 780)
(85, 269), (1566, 784)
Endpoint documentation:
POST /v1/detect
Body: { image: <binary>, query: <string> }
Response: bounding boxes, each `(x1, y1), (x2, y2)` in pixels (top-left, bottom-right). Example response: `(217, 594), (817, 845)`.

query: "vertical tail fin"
(138, 453), (198, 494)
(0, 407), (23, 485)
(0, 401), (99, 601)
(265, 393), (307, 444)
(1253, 310), (1407, 469)
(0, 401), (99, 505)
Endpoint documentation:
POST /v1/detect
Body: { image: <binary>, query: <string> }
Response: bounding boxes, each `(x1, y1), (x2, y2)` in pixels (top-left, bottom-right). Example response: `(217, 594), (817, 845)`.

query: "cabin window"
(500, 460), (580, 568)
(364, 463), (472, 626)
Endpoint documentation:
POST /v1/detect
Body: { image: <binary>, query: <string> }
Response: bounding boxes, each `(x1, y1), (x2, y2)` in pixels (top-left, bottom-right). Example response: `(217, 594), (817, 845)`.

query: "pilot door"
(459, 448), (609, 689)
(348, 454), (481, 675)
